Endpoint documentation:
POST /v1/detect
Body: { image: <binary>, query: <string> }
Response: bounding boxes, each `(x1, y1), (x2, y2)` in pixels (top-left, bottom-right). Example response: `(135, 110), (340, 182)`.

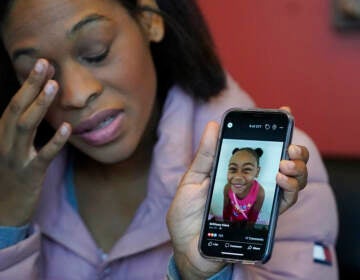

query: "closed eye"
(82, 47), (110, 64)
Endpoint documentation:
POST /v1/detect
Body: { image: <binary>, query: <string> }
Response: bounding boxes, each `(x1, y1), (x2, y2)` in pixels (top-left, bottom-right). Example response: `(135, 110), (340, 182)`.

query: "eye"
(228, 167), (237, 173)
(82, 47), (110, 64)
(242, 168), (253, 174)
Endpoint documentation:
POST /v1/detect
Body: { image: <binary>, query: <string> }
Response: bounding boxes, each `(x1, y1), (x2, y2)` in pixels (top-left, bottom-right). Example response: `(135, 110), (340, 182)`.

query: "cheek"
(244, 174), (256, 183)
(98, 50), (157, 129)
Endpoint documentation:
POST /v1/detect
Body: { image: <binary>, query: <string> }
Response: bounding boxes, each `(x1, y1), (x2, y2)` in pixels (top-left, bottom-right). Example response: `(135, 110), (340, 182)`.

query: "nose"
(232, 173), (246, 184)
(57, 60), (103, 109)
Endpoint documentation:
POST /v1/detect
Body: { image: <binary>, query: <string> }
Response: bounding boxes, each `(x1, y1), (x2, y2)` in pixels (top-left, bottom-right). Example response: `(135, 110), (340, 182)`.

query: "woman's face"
(2, 0), (161, 163)
(227, 150), (260, 198)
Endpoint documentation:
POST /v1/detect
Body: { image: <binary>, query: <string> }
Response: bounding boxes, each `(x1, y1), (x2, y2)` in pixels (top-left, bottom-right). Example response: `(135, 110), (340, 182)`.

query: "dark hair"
(232, 147), (263, 166)
(137, 0), (226, 104)
(0, 0), (226, 113)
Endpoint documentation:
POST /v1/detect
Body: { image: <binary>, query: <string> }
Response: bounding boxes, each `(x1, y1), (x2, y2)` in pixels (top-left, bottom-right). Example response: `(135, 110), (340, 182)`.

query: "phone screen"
(199, 109), (293, 263)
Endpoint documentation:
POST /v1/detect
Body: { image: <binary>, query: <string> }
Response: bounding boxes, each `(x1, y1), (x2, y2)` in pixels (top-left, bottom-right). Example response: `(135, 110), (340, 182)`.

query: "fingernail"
(44, 81), (56, 97)
(60, 124), (69, 136)
(290, 144), (301, 155)
(34, 59), (45, 74)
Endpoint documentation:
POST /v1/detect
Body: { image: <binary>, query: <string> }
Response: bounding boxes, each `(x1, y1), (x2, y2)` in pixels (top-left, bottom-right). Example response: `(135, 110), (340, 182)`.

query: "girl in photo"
(223, 148), (265, 223)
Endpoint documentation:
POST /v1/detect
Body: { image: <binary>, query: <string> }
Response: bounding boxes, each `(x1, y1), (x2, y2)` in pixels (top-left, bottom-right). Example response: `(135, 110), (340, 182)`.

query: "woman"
(0, 0), (337, 279)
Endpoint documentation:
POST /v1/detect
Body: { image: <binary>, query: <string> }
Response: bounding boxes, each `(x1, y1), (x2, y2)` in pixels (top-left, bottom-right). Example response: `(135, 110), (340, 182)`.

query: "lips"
(231, 183), (247, 191)
(72, 109), (124, 146)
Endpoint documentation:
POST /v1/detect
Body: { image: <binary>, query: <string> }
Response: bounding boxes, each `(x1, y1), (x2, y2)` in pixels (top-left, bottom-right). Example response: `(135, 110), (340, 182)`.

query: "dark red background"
(198, 0), (360, 157)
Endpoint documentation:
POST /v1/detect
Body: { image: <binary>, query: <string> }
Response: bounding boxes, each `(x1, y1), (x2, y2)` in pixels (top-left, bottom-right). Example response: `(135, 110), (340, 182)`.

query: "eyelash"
(83, 47), (110, 64)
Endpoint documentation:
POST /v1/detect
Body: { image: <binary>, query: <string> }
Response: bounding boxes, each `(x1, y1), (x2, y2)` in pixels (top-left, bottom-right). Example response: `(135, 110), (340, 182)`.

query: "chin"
(91, 153), (130, 164)
(94, 145), (137, 164)
(71, 138), (138, 164)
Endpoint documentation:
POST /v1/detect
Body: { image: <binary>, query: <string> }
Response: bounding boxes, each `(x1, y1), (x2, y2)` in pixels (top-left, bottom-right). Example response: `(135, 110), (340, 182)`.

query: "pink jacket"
(0, 76), (338, 279)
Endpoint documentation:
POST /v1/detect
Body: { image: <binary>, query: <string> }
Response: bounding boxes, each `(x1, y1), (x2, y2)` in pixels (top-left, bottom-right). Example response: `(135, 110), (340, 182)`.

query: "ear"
(137, 0), (164, 43)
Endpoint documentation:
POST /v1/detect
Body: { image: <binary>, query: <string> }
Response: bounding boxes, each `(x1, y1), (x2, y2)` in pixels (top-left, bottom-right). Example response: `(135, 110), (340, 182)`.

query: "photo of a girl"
(223, 147), (265, 223)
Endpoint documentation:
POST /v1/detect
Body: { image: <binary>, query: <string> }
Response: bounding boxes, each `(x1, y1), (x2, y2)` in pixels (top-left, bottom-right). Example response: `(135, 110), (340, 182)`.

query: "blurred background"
(197, 0), (360, 279)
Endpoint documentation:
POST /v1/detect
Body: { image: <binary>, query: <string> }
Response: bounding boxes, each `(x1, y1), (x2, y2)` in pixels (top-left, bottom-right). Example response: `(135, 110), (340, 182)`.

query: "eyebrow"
(68, 13), (109, 37)
(243, 163), (255, 168)
(11, 14), (109, 62)
(229, 162), (255, 168)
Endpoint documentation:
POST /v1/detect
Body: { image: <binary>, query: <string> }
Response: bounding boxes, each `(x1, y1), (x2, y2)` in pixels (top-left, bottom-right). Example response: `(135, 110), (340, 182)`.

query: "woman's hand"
(277, 106), (309, 214)
(0, 59), (70, 226)
(166, 121), (309, 280)
(277, 144), (308, 214)
(167, 122), (224, 280)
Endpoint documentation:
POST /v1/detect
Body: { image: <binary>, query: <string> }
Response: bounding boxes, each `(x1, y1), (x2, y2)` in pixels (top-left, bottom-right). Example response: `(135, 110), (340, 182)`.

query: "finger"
(181, 121), (219, 186)
(279, 106), (291, 113)
(45, 63), (56, 81)
(13, 80), (58, 161)
(2, 59), (50, 121)
(288, 144), (309, 163)
(0, 59), (50, 148)
(30, 123), (71, 172)
(279, 159), (307, 190)
(276, 172), (299, 213)
(279, 159), (305, 177)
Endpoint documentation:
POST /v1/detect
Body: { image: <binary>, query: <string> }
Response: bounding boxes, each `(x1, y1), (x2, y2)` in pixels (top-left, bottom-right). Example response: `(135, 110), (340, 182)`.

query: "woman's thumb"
(181, 121), (219, 186)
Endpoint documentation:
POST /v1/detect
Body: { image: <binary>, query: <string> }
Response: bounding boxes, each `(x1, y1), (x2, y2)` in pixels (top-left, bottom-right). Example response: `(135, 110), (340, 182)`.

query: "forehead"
(2, 0), (126, 48)
(231, 150), (257, 163)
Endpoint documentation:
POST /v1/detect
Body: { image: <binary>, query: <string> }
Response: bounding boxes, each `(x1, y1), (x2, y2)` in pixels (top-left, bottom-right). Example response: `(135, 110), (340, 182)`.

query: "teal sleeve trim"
(0, 224), (30, 249)
(65, 158), (79, 211)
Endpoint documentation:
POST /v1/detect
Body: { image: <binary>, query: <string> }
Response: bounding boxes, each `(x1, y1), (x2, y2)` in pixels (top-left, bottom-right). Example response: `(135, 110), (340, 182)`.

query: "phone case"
(199, 108), (294, 264)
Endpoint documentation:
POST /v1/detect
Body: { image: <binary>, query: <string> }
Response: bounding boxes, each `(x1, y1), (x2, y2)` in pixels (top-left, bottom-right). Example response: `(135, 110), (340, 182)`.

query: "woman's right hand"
(0, 59), (71, 227)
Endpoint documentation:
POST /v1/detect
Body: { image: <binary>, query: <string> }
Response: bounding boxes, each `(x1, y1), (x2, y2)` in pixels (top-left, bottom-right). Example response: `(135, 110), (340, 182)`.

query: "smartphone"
(199, 108), (294, 264)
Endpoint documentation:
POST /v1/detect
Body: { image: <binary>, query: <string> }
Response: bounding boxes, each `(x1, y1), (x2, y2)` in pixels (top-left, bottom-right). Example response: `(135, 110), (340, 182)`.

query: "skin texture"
(0, 0), (309, 278)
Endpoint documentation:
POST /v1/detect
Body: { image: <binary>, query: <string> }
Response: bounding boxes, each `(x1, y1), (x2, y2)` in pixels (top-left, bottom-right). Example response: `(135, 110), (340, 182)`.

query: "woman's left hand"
(277, 143), (308, 214)
(166, 121), (309, 280)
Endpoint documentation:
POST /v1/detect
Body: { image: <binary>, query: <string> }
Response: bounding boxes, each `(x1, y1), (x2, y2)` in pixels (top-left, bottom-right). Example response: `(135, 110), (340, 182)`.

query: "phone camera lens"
(265, 124), (270, 130)
(227, 122), (233, 128)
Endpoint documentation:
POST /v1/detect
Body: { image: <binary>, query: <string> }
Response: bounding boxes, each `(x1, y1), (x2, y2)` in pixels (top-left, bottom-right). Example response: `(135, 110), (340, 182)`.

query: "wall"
(198, 0), (360, 157)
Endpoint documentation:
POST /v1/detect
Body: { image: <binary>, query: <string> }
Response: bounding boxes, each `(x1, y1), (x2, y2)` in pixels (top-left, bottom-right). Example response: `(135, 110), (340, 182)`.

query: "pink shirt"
(0, 76), (338, 279)
(224, 180), (260, 222)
